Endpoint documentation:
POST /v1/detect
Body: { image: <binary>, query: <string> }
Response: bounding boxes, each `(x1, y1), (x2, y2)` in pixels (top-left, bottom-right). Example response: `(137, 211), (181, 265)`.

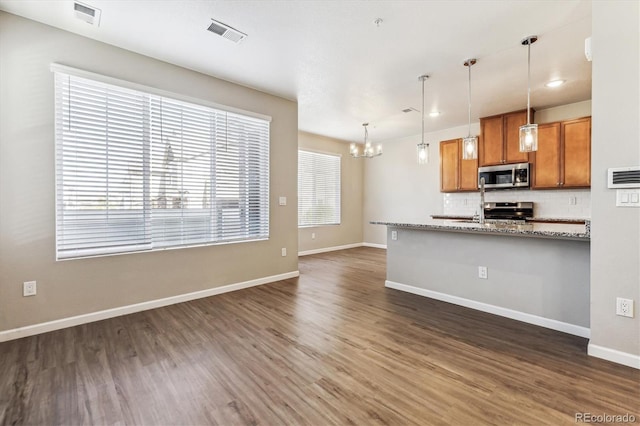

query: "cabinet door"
(479, 116), (503, 166)
(504, 110), (530, 164)
(562, 117), (591, 187)
(459, 146), (478, 191)
(440, 139), (459, 192)
(532, 122), (561, 189)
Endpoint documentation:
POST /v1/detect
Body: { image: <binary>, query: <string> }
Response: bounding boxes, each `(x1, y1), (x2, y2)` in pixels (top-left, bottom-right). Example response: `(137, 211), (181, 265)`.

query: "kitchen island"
(373, 218), (590, 337)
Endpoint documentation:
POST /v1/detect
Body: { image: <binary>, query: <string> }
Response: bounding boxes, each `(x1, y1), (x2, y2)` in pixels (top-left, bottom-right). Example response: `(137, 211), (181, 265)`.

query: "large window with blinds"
(54, 69), (270, 260)
(298, 150), (341, 227)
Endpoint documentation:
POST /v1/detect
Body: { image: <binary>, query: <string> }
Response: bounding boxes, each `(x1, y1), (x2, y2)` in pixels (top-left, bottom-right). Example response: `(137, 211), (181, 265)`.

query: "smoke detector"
(74, 2), (101, 26)
(207, 19), (247, 43)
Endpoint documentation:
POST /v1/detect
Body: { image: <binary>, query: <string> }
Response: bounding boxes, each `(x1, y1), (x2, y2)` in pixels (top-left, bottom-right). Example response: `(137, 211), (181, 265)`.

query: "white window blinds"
(298, 150), (341, 227)
(55, 71), (269, 260)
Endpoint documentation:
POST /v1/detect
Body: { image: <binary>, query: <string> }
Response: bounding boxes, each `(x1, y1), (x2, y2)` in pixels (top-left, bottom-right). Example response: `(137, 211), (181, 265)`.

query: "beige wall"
(363, 124), (473, 246)
(298, 132), (363, 253)
(0, 12), (298, 332)
(535, 100), (591, 123)
(590, 1), (640, 362)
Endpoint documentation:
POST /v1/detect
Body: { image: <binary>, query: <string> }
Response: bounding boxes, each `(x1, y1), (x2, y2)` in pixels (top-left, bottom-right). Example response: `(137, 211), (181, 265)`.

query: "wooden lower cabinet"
(440, 138), (478, 192)
(532, 117), (591, 189)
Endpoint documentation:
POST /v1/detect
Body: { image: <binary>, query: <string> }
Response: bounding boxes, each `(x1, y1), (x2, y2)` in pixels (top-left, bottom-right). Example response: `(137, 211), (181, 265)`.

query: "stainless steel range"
(483, 202), (534, 221)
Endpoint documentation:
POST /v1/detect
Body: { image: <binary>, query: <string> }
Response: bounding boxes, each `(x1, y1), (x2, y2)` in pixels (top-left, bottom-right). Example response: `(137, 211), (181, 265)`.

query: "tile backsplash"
(443, 189), (591, 219)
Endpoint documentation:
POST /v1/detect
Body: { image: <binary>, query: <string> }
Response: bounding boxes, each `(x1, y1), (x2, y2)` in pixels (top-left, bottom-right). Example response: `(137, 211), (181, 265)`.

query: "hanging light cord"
(467, 62), (472, 137)
(421, 77), (425, 144)
(526, 40), (532, 125)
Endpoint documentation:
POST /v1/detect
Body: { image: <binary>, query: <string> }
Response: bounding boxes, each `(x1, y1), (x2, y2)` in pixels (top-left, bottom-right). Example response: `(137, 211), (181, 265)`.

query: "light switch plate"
(616, 189), (640, 207)
(278, 196), (287, 206)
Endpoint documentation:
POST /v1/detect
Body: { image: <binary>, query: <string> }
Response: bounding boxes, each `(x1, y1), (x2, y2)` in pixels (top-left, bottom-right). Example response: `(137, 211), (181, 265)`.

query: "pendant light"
(462, 59), (477, 160)
(350, 123), (382, 158)
(417, 75), (429, 165)
(519, 35), (538, 152)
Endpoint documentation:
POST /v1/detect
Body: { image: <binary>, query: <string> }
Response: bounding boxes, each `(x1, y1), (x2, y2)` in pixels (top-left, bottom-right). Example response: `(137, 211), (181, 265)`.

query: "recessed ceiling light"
(429, 111), (441, 117)
(545, 79), (566, 88)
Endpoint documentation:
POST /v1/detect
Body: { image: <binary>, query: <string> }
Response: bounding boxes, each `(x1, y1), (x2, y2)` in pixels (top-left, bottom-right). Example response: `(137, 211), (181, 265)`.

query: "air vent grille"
(207, 19), (247, 43)
(74, 2), (101, 26)
(74, 3), (95, 17)
(608, 166), (640, 188)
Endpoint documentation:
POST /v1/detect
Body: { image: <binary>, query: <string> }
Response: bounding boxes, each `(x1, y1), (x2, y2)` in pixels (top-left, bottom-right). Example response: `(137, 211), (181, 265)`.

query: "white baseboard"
(362, 242), (387, 249)
(298, 243), (363, 256)
(588, 343), (640, 369)
(0, 271), (300, 343)
(385, 280), (591, 338)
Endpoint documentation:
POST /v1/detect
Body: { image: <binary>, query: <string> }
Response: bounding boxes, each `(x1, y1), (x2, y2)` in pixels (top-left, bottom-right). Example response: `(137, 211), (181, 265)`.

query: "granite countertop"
(431, 215), (589, 224)
(370, 218), (590, 241)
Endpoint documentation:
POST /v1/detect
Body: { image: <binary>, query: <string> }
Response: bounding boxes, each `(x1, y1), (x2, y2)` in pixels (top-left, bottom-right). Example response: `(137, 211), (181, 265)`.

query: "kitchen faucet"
(479, 177), (486, 224)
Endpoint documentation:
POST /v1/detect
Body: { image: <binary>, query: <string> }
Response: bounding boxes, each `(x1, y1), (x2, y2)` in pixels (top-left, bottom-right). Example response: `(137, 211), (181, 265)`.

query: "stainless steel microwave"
(478, 163), (530, 189)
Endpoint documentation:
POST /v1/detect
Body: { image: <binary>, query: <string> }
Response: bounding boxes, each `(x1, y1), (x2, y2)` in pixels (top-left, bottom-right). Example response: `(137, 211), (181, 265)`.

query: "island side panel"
(386, 227), (590, 329)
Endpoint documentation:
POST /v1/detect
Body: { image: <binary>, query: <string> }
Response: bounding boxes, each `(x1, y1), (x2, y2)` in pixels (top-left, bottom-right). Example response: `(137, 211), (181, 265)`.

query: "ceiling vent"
(207, 19), (247, 43)
(74, 2), (101, 26)
(608, 166), (640, 188)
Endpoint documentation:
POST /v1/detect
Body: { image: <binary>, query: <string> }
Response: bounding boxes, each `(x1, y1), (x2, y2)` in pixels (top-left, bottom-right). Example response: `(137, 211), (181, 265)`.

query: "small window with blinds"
(54, 70), (270, 260)
(298, 150), (341, 227)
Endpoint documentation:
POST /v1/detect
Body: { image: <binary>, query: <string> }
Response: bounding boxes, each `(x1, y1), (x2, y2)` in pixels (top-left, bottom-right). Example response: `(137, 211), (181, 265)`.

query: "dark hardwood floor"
(1, 247), (638, 425)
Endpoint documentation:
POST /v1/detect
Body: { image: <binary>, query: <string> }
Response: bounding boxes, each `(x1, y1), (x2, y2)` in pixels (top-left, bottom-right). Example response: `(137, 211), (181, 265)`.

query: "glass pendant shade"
(462, 136), (478, 160)
(417, 75), (429, 165)
(462, 59), (478, 160)
(519, 123), (538, 152)
(417, 142), (429, 165)
(519, 35), (538, 153)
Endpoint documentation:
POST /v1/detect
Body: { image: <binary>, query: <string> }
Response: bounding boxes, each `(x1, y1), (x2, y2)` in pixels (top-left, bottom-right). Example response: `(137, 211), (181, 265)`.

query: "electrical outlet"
(311, 232), (316, 240)
(23, 281), (37, 296)
(478, 266), (488, 279)
(391, 230), (398, 241)
(569, 196), (577, 205)
(281, 247), (287, 257)
(616, 298), (634, 318)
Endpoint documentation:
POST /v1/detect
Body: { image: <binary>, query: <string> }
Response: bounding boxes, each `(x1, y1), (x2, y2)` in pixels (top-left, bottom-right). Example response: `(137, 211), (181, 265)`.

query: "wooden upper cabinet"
(562, 117), (591, 188)
(479, 116), (503, 166)
(531, 117), (591, 189)
(440, 139), (460, 192)
(504, 111), (530, 164)
(479, 109), (531, 166)
(459, 150), (478, 191)
(531, 122), (561, 189)
(440, 138), (478, 192)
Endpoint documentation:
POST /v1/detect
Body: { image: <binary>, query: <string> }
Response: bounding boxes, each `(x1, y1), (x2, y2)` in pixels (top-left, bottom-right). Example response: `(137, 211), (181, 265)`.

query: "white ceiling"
(0, 0), (592, 143)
